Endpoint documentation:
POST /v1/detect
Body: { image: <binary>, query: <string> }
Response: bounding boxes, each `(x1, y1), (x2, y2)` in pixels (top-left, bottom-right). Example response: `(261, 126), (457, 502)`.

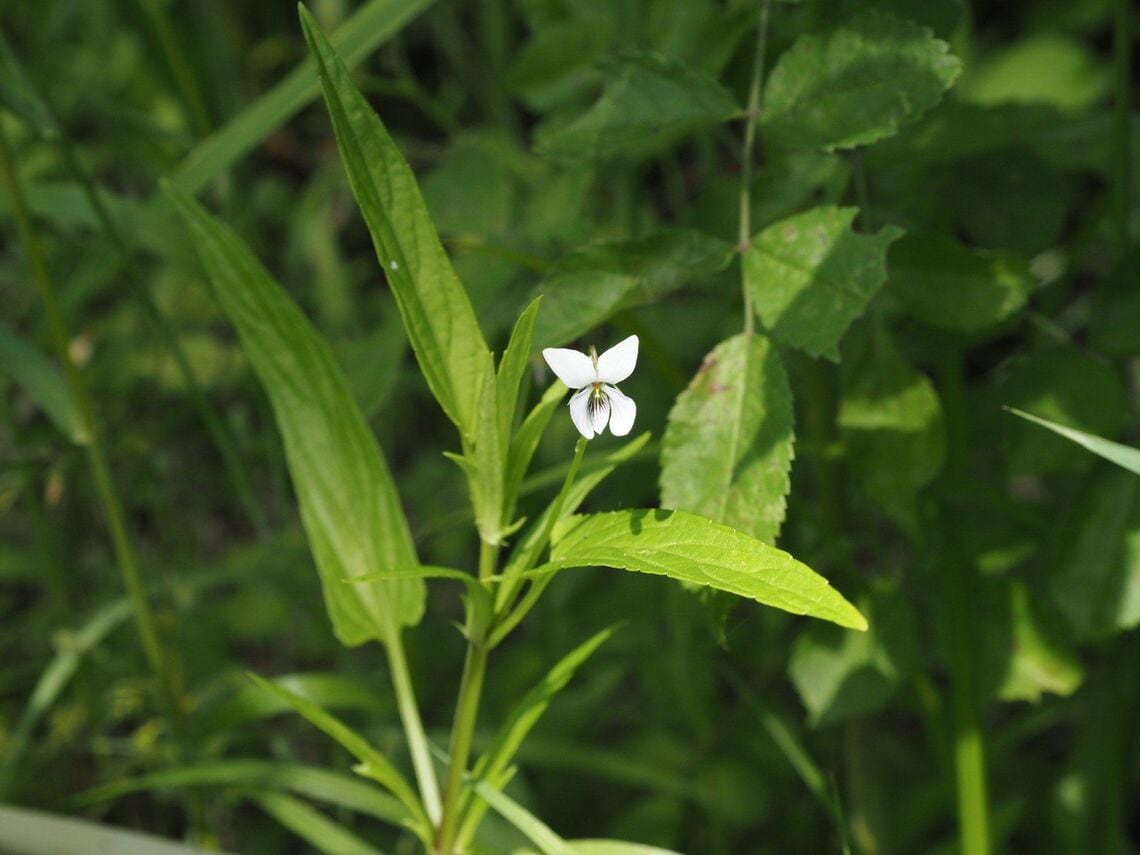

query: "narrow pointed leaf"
(550, 510), (867, 630)
(744, 206), (902, 360)
(761, 11), (961, 151)
(251, 792), (385, 855)
(0, 320), (88, 444)
(661, 334), (793, 544)
(165, 184), (424, 646)
(1007, 408), (1140, 476)
(300, 7), (490, 439)
(498, 297), (543, 447)
(472, 781), (574, 855)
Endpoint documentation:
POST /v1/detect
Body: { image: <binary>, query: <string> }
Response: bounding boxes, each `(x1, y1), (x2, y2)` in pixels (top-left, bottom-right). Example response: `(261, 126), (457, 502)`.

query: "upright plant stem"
(385, 629), (443, 826)
(937, 355), (991, 855)
(133, 0), (212, 137)
(738, 0), (772, 335)
(1112, 0), (1133, 255)
(0, 124), (183, 725)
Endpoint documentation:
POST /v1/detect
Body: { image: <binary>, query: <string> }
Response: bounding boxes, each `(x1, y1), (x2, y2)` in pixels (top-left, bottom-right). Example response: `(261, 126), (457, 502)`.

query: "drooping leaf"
(838, 328), (945, 531)
(533, 229), (734, 347)
(246, 673), (428, 835)
(550, 510), (867, 630)
(473, 781), (575, 855)
(251, 791), (385, 855)
(300, 7), (491, 440)
(661, 333), (794, 545)
(887, 233), (1035, 332)
(760, 11), (961, 151)
(1007, 409), (1140, 476)
(166, 184), (424, 647)
(744, 206), (903, 360)
(0, 319), (88, 444)
(535, 52), (740, 160)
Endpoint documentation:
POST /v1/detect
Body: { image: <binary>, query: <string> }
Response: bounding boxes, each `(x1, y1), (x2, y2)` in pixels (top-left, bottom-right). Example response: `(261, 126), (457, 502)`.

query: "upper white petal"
(568, 387), (596, 439)
(595, 335), (639, 385)
(603, 385), (636, 436)
(542, 347), (597, 389)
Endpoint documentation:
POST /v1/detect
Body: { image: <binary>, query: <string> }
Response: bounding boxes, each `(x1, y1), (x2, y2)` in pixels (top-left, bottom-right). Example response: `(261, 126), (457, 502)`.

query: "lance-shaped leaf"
(166, 184), (424, 647)
(550, 510), (866, 630)
(744, 206), (902, 360)
(535, 52), (740, 161)
(1007, 409), (1140, 477)
(300, 7), (490, 440)
(0, 320), (88, 444)
(761, 11), (961, 151)
(660, 334), (793, 544)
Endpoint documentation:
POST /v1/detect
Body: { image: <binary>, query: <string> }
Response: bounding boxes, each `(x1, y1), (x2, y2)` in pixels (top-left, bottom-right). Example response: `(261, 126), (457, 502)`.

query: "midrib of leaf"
(710, 341), (751, 524)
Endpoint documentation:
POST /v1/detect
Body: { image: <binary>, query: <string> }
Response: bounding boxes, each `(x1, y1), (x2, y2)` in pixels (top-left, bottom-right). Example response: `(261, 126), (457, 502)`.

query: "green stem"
(435, 637), (490, 853)
(0, 123), (183, 725)
(937, 355), (991, 855)
(133, 0), (212, 137)
(738, 0), (772, 335)
(1112, 0), (1133, 255)
(385, 629), (443, 826)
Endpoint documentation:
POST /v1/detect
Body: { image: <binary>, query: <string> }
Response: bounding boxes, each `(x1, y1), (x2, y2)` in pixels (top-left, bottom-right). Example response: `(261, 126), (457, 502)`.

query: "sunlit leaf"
(550, 510), (867, 630)
(1007, 409), (1140, 476)
(744, 206), (902, 360)
(166, 184), (424, 647)
(761, 11), (961, 151)
(661, 333), (794, 544)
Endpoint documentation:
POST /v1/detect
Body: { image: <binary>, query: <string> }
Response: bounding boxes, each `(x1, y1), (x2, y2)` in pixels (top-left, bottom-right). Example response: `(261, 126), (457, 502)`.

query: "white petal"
(603, 385), (636, 436)
(595, 335), (639, 385)
(568, 387), (596, 439)
(542, 347), (597, 389)
(589, 391), (611, 435)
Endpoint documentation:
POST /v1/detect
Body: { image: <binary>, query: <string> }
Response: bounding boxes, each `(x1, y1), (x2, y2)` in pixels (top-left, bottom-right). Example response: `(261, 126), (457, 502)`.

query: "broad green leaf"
(550, 510), (867, 630)
(246, 673), (428, 833)
(660, 333), (793, 544)
(535, 52), (740, 160)
(0, 805), (230, 855)
(958, 34), (1111, 110)
(788, 592), (916, 727)
(166, 184), (423, 647)
(68, 762), (409, 827)
(887, 233), (1035, 332)
(1048, 467), (1140, 640)
(744, 206), (903, 360)
(760, 11), (961, 151)
(0, 319), (88, 444)
(533, 229), (734, 347)
(473, 781), (574, 855)
(169, 0), (438, 195)
(997, 348), (1128, 476)
(838, 329), (945, 531)
(460, 628), (616, 843)
(1007, 409), (1140, 476)
(300, 7), (490, 440)
(251, 792), (385, 855)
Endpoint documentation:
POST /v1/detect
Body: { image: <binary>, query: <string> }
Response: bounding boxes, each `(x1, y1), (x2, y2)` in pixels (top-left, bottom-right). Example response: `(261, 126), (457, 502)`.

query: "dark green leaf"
(0, 320), (88, 444)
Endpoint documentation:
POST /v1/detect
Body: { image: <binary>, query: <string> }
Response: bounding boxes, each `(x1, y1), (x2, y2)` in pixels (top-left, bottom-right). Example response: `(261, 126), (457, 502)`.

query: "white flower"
(542, 335), (638, 439)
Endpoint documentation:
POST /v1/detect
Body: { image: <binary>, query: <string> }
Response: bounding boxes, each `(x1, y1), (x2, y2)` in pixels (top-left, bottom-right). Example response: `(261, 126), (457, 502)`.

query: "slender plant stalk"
(937, 355), (991, 855)
(384, 628), (443, 826)
(0, 123), (183, 725)
(738, 0), (772, 335)
(133, 0), (212, 137)
(1112, 0), (1133, 255)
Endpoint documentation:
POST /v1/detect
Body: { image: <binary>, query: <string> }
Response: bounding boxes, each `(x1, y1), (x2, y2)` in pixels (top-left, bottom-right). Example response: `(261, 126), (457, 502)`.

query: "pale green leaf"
(252, 791), (385, 855)
(498, 298), (543, 448)
(993, 581), (1083, 702)
(838, 329), (945, 531)
(550, 510), (867, 630)
(660, 333), (793, 544)
(0, 805), (233, 855)
(535, 52), (740, 160)
(473, 781), (574, 855)
(887, 233), (1035, 332)
(503, 381), (567, 527)
(165, 184), (423, 647)
(246, 673), (428, 833)
(469, 350), (506, 543)
(0, 320), (88, 444)
(958, 34), (1111, 110)
(744, 206), (902, 360)
(761, 11), (961, 151)
(1007, 408), (1140, 476)
(514, 843), (683, 855)
(300, 7), (490, 439)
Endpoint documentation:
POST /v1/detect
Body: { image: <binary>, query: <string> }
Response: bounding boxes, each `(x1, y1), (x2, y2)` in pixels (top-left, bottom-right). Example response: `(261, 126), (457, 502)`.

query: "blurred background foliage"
(0, 0), (1138, 852)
